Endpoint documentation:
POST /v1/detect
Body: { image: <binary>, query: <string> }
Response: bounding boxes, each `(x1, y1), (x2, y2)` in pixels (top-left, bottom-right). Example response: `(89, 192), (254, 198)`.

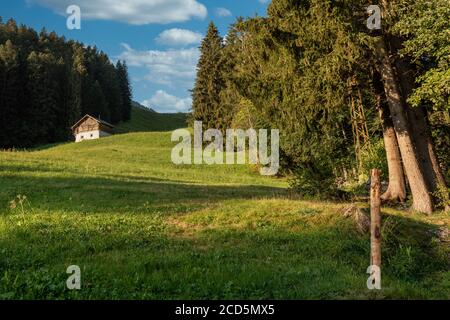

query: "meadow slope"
(0, 132), (448, 299)
(115, 104), (187, 134)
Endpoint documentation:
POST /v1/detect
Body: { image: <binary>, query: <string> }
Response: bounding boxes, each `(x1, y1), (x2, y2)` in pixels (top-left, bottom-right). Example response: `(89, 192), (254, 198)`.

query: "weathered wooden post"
(370, 169), (382, 268)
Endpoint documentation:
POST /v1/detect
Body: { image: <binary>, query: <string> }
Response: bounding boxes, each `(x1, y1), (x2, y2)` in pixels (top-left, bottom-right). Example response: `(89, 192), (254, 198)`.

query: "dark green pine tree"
(219, 20), (244, 130)
(234, 0), (368, 191)
(84, 80), (110, 121)
(0, 19), (134, 148)
(96, 53), (122, 124)
(26, 51), (63, 144)
(68, 44), (86, 129)
(116, 60), (132, 122)
(191, 22), (226, 131)
(0, 40), (21, 148)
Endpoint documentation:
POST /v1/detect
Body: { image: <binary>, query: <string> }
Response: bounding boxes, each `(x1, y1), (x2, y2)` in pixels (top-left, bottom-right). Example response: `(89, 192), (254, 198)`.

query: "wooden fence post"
(370, 169), (382, 267)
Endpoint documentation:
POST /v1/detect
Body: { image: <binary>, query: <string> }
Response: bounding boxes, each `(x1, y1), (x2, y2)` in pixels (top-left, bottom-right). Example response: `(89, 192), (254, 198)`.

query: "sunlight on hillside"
(0, 132), (448, 299)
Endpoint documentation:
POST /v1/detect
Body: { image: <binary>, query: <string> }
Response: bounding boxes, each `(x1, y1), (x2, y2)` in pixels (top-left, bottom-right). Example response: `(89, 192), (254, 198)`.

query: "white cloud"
(156, 28), (203, 47)
(215, 7), (232, 17)
(142, 90), (192, 113)
(117, 43), (199, 90)
(29, 0), (207, 25)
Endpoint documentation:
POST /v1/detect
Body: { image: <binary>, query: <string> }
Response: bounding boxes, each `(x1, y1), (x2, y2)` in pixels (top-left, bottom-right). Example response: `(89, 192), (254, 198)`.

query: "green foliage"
(289, 165), (339, 198)
(428, 111), (450, 180)
(391, 0), (450, 181)
(230, 98), (262, 130)
(392, 0), (450, 112)
(116, 61), (133, 122)
(85, 81), (110, 121)
(0, 39), (22, 147)
(26, 51), (65, 143)
(202, 0), (448, 196)
(192, 22), (230, 132)
(0, 19), (132, 148)
(360, 139), (388, 180)
(433, 184), (450, 210)
(231, 0), (377, 191)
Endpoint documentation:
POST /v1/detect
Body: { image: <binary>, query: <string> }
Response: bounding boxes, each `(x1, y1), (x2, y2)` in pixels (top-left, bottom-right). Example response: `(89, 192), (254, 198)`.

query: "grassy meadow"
(0, 131), (449, 300)
(115, 103), (188, 134)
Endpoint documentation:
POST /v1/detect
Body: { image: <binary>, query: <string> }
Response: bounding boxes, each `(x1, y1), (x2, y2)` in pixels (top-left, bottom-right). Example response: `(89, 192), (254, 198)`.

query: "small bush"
(433, 184), (450, 210)
(290, 164), (344, 199)
(360, 139), (388, 181)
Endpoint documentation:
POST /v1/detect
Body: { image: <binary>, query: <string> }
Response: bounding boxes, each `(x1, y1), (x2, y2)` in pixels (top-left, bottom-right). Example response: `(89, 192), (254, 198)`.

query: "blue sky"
(0, 0), (270, 113)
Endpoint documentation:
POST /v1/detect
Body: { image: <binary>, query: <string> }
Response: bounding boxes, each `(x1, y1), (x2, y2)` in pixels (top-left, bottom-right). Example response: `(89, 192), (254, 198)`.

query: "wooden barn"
(71, 115), (115, 143)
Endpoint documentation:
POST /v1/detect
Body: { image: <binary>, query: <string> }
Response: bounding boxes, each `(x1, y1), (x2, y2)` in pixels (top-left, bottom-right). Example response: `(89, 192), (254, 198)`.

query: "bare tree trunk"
(406, 106), (448, 189)
(370, 169), (382, 267)
(389, 36), (449, 209)
(378, 99), (406, 202)
(389, 39), (447, 190)
(374, 37), (434, 214)
(379, 0), (447, 211)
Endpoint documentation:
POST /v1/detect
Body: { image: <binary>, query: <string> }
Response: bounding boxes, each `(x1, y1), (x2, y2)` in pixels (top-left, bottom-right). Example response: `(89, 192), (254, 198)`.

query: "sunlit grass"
(0, 132), (448, 299)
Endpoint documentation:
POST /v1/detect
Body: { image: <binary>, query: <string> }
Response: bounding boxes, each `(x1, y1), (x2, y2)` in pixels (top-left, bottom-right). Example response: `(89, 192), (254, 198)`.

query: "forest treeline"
(191, 0), (450, 213)
(0, 18), (132, 148)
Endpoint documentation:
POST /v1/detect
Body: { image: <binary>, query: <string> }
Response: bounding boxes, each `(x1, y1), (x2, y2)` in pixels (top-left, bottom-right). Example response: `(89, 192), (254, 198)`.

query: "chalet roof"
(71, 115), (115, 130)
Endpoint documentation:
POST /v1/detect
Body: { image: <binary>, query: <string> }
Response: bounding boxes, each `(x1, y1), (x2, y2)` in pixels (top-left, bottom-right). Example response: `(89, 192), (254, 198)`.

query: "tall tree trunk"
(407, 106), (448, 190)
(374, 37), (434, 214)
(378, 98), (406, 202)
(388, 36), (448, 190)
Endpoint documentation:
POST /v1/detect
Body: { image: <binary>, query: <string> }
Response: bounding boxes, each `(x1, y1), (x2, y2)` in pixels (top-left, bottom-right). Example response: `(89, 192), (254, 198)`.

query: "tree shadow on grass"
(0, 164), (71, 174)
(0, 164), (193, 186)
(379, 212), (449, 284)
(0, 173), (288, 214)
(0, 209), (448, 300)
(0, 168), (447, 299)
(0, 219), (363, 299)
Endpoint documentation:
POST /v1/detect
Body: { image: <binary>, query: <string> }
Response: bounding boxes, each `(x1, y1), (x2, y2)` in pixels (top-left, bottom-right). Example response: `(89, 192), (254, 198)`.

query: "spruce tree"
(26, 51), (62, 144)
(0, 40), (21, 148)
(97, 53), (122, 124)
(234, 0), (366, 192)
(0, 19), (133, 148)
(68, 44), (86, 129)
(192, 22), (226, 131)
(220, 21), (243, 130)
(116, 60), (132, 122)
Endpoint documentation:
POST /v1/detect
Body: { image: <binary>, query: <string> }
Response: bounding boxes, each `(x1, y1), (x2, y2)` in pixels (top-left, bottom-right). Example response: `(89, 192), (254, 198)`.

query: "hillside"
(0, 132), (448, 299)
(115, 102), (188, 133)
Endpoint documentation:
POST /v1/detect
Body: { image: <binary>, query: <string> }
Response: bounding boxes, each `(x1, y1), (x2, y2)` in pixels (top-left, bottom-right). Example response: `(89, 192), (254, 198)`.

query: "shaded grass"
(0, 132), (448, 300)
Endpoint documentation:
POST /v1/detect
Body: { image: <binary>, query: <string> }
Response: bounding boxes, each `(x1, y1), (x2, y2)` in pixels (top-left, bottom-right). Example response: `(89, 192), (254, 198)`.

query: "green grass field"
(0, 131), (449, 300)
(115, 103), (188, 134)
